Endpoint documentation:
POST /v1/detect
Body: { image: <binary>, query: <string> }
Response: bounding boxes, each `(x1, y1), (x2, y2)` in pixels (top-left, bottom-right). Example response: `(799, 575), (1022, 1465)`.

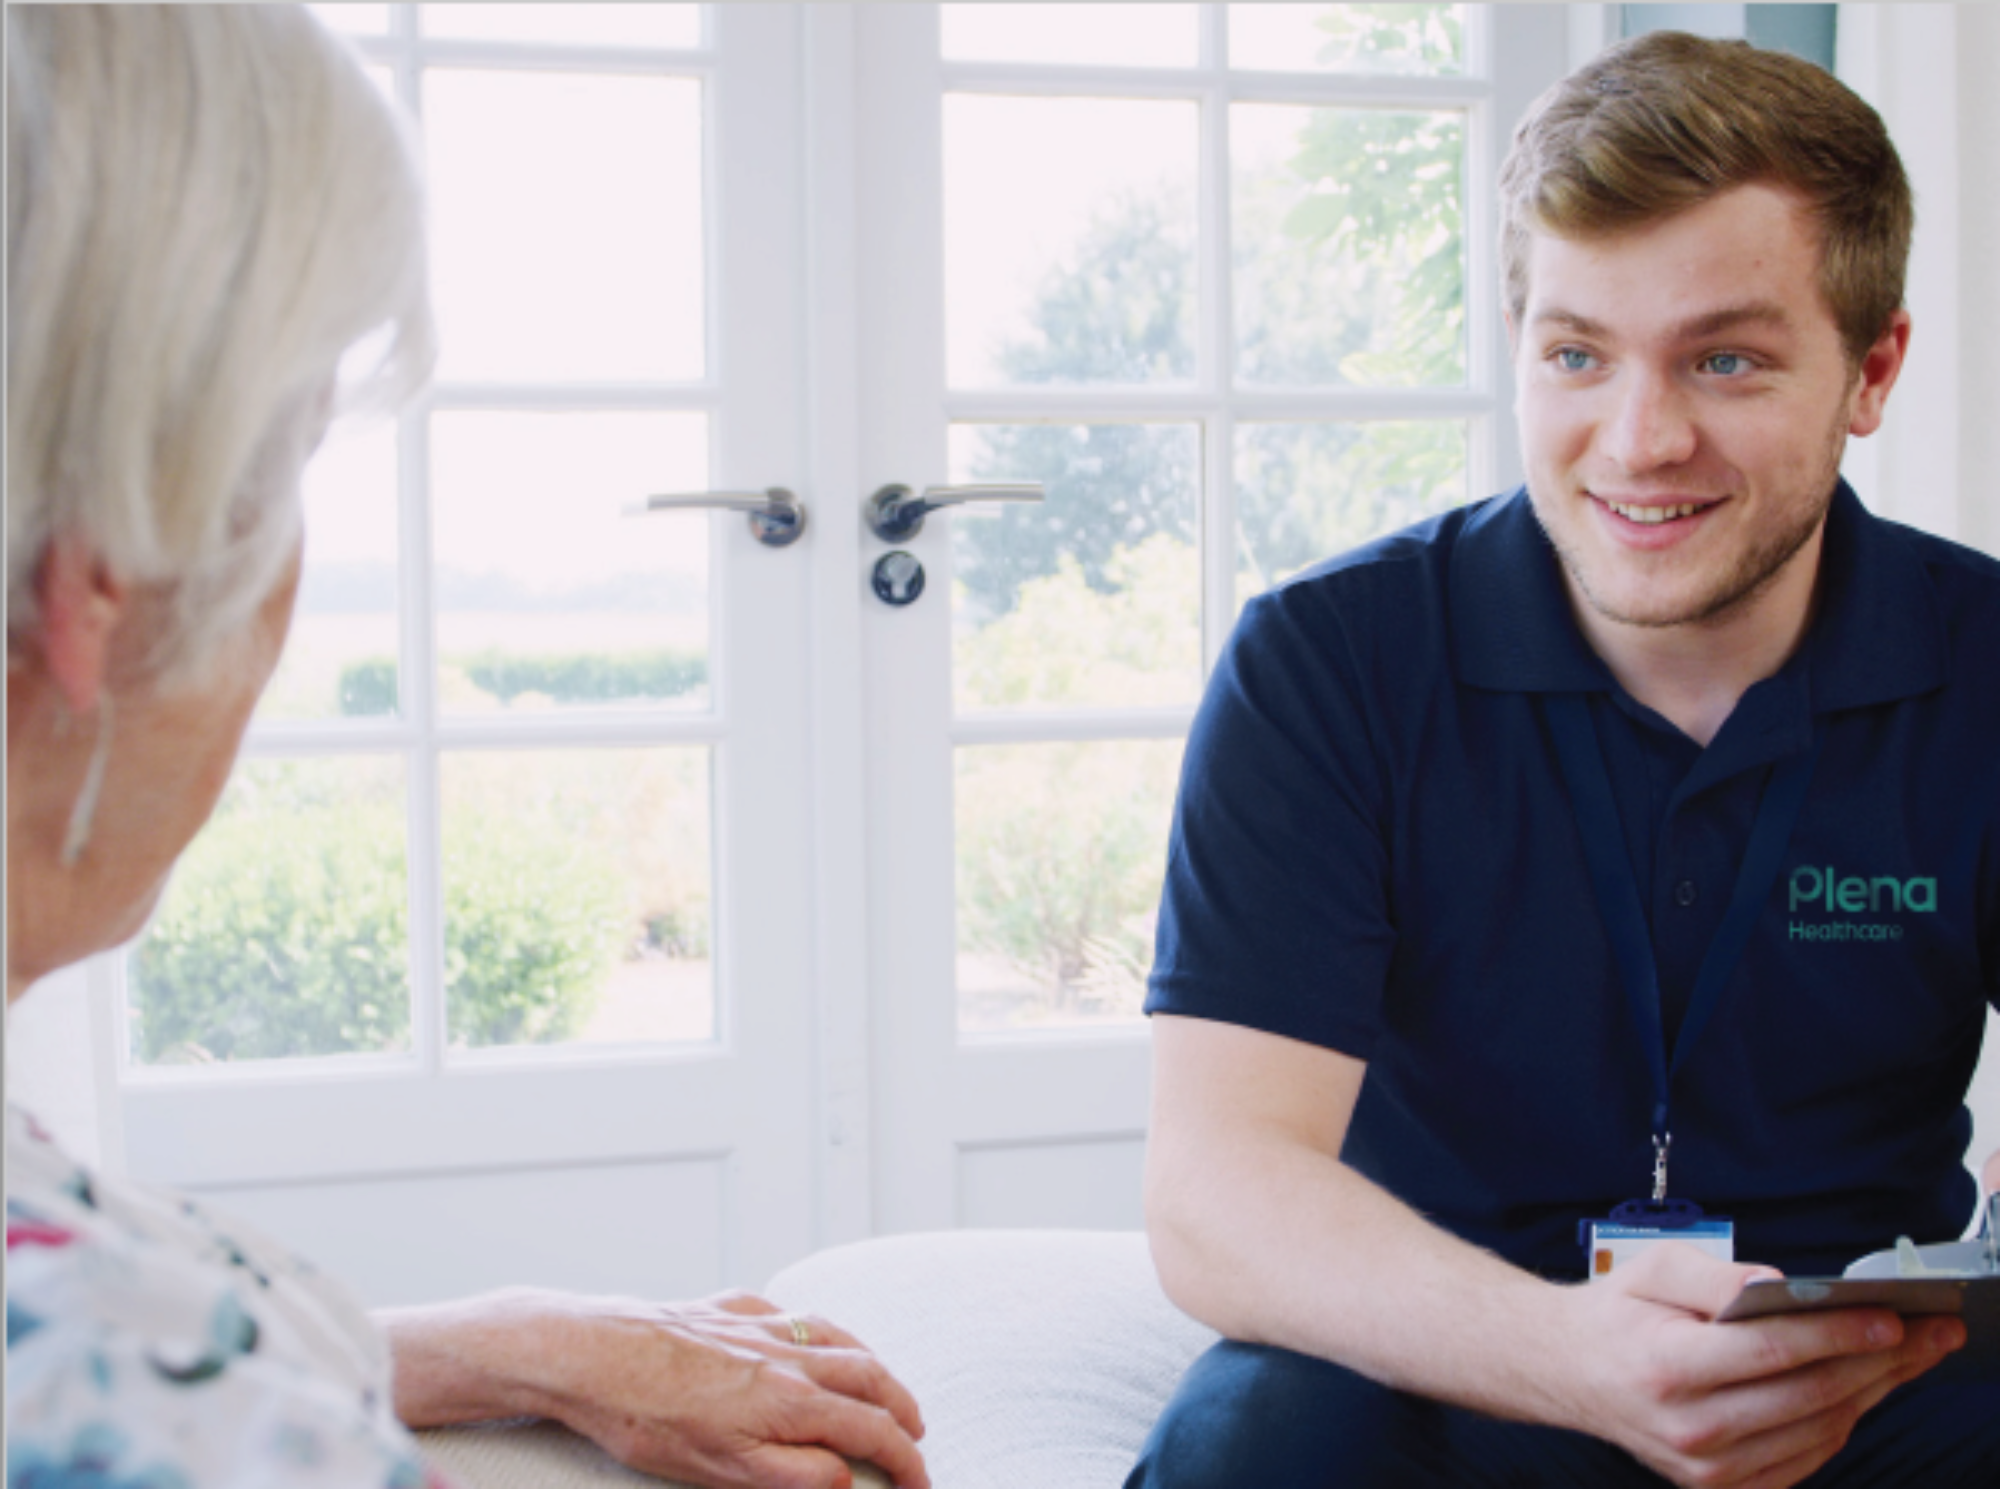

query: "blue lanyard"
(1546, 694), (1823, 1200)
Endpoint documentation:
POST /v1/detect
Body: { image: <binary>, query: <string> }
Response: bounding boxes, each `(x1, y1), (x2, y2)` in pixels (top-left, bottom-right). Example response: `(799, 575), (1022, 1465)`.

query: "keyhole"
(872, 550), (926, 606)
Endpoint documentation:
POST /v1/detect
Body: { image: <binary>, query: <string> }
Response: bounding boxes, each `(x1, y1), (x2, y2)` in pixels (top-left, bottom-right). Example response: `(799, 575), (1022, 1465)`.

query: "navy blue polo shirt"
(1148, 482), (2000, 1281)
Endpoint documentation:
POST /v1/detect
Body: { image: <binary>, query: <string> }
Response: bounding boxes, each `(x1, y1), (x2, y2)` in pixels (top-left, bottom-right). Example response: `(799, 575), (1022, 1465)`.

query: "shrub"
(955, 737), (1179, 1017)
(337, 649), (707, 716)
(132, 800), (627, 1060)
(440, 814), (625, 1048)
(338, 658), (398, 716)
(133, 806), (411, 1062)
(456, 649), (707, 707)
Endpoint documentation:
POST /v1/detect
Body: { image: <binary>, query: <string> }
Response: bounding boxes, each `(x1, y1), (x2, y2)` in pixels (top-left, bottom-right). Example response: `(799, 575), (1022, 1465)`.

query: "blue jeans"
(1126, 1340), (2000, 1488)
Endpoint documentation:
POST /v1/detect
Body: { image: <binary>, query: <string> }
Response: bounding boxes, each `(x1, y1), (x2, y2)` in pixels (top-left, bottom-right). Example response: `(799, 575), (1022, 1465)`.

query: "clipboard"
(1717, 1195), (2000, 1355)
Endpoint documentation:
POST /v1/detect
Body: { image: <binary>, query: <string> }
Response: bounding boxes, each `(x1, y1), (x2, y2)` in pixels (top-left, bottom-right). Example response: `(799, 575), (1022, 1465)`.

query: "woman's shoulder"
(7, 1105), (438, 1489)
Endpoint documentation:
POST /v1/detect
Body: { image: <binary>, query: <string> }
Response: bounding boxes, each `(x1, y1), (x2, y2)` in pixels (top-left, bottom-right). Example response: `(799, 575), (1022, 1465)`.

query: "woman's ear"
(34, 533), (129, 714)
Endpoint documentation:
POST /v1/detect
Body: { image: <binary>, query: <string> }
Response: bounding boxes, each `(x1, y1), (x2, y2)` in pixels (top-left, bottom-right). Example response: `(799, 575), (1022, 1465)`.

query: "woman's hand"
(379, 1288), (928, 1489)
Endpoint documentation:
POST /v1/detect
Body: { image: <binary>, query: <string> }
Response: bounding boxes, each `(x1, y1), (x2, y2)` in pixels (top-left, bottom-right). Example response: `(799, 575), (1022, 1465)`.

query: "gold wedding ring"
(789, 1315), (812, 1347)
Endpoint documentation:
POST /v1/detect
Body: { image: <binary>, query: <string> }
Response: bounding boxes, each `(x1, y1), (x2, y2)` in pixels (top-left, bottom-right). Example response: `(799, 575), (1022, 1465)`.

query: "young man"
(1130, 33), (2000, 1489)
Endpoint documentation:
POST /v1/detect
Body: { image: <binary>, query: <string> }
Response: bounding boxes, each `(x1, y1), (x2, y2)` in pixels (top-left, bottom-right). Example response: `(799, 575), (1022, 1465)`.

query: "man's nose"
(1601, 371), (1698, 472)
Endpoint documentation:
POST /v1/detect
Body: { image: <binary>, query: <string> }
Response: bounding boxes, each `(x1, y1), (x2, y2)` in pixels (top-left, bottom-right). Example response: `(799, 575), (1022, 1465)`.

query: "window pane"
(943, 4), (1198, 67)
(426, 71), (704, 382)
(1229, 4), (1466, 75)
(946, 96), (1197, 388)
(431, 411), (709, 713)
(309, 5), (389, 37)
(130, 758), (411, 1065)
(423, 4), (702, 48)
(442, 749), (712, 1051)
(951, 424), (1201, 709)
(1235, 420), (1468, 607)
(1233, 104), (1465, 387)
(263, 422), (400, 721)
(957, 739), (1183, 1032)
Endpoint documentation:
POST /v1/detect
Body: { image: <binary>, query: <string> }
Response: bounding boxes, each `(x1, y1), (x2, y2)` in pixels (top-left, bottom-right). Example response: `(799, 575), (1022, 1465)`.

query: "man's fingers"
(1616, 1238), (1786, 1319)
(795, 1346), (926, 1438)
(1695, 1305), (1912, 1391)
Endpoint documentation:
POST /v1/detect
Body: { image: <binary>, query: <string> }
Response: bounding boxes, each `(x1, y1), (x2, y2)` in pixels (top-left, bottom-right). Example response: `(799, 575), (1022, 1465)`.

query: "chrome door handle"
(627, 487), (807, 548)
(864, 483), (1044, 542)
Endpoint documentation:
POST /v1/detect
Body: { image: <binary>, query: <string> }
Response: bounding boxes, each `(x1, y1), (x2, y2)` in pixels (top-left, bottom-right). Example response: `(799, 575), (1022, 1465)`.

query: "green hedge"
(337, 649), (707, 716)
(132, 805), (626, 1061)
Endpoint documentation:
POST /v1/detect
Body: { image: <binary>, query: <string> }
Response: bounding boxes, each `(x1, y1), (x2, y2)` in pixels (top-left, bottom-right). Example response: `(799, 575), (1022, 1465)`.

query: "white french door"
(89, 4), (1572, 1304)
(854, 5), (1568, 1231)
(107, 5), (825, 1304)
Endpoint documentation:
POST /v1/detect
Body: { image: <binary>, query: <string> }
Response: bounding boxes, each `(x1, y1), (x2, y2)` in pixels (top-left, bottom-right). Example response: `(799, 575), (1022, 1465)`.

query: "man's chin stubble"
(1559, 506), (1825, 632)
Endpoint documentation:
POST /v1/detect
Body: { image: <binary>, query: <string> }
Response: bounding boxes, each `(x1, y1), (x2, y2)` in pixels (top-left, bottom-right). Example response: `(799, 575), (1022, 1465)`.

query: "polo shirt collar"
(1449, 481), (1947, 717)
(1450, 487), (1612, 694)
(1807, 479), (1948, 713)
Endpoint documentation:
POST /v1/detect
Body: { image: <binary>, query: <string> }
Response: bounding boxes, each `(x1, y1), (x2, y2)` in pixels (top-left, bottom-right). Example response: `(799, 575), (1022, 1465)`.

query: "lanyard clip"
(1652, 1131), (1672, 1204)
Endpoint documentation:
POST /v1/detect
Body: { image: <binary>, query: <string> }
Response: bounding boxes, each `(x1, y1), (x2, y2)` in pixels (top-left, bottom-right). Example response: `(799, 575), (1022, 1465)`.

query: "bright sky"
(945, 95), (1197, 387)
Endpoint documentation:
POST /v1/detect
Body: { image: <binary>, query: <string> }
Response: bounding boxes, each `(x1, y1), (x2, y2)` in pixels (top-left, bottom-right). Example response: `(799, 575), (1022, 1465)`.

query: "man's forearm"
(1148, 1126), (1586, 1430)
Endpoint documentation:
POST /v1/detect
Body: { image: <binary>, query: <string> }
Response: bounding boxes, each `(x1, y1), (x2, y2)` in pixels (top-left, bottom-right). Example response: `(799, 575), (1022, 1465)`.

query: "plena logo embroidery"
(1787, 865), (1936, 943)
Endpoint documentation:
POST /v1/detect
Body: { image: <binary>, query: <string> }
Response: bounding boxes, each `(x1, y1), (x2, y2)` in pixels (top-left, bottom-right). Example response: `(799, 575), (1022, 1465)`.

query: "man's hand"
(382, 1288), (928, 1489)
(1553, 1242), (1962, 1489)
(1983, 1148), (2000, 1197)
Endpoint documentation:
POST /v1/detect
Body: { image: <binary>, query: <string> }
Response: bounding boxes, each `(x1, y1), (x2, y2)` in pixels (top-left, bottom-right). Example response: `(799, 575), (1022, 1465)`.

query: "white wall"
(6, 965), (108, 1168)
(1837, 5), (2000, 550)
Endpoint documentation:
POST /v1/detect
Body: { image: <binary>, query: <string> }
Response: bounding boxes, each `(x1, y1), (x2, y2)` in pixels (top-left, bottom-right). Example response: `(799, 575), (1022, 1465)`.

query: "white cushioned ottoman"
(766, 1230), (1216, 1489)
(421, 1229), (1216, 1489)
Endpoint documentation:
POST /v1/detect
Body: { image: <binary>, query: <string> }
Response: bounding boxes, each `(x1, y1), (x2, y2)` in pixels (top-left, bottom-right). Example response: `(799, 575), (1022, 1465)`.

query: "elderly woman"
(4, 9), (924, 1488)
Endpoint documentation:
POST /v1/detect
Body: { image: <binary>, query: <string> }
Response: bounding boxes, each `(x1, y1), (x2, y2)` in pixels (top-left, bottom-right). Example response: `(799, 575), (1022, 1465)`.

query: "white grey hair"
(6, 3), (434, 689)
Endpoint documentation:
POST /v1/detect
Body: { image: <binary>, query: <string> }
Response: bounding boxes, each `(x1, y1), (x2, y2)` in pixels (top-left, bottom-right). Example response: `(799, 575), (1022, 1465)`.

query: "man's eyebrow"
(1526, 302), (1796, 341)
(1527, 308), (1610, 337)
(1672, 301), (1794, 339)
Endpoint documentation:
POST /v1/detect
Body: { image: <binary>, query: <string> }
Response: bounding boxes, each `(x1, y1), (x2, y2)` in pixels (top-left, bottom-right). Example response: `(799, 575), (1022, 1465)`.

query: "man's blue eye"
(1556, 349), (1592, 372)
(1705, 353), (1745, 375)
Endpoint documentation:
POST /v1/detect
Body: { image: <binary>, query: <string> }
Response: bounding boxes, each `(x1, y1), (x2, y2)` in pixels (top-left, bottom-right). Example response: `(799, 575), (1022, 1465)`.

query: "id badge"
(1585, 1217), (1734, 1276)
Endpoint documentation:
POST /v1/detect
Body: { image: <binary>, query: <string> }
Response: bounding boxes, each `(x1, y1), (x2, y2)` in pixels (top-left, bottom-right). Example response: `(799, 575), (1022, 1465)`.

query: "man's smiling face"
(1512, 182), (1894, 635)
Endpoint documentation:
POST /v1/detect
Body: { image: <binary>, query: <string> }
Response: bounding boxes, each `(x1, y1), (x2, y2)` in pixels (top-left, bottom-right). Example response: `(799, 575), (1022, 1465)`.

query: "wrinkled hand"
(390, 1288), (927, 1489)
(1553, 1242), (1961, 1489)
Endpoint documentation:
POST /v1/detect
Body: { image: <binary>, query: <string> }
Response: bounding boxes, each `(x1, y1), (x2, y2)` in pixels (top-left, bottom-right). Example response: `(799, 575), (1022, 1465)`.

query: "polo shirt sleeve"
(1146, 579), (1398, 1058)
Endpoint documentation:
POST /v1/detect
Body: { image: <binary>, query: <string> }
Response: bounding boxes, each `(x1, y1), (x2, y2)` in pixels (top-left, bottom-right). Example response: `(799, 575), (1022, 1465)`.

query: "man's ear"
(1846, 309), (1911, 439)
(35, 533), (128, 715)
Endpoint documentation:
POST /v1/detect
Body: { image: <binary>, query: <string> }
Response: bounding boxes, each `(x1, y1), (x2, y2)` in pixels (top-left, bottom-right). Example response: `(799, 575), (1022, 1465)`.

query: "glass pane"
(130, 757), (410, 1065)
(1235, 420), (1468, 606)
(309, 5), (390, 37)
(442, 749), (712, 1050)
(262, 423), (400, 721)
(431, 412), (709, 713)
(943, 4), (1198, 67)
(423, 4), (701, 48)
(945, 96), (1197, 388)
(1229, 4), (1466, 75)
(426, 71), (703, 382)
(957, 739), (1183, 1032)
(1233, 104), (1465, 386)
(951, 424), (1201, 709)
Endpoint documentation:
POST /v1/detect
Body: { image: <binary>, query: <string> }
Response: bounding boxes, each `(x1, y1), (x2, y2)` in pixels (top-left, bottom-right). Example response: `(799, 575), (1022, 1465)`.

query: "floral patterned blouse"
(6, 1104), (449, 1489)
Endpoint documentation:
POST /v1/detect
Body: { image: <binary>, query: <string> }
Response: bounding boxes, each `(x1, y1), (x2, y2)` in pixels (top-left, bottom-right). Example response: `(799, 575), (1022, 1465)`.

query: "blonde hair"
(1499, 31), (1912, 364)
(7, 4), (434, 688)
